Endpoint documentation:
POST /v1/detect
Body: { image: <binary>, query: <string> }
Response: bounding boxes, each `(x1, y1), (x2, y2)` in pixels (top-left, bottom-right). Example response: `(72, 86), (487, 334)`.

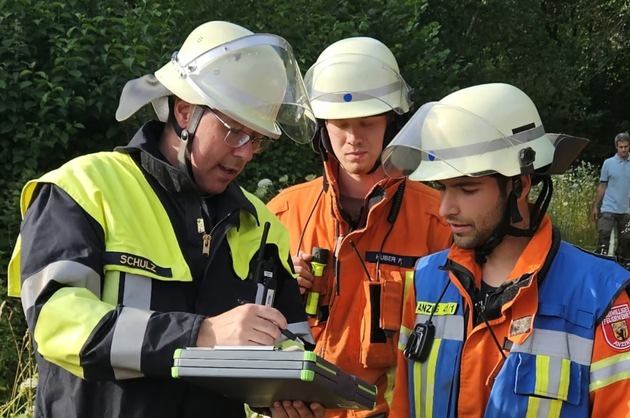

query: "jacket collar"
(115, 121), (258, 221)
(322, 155), (404, 226)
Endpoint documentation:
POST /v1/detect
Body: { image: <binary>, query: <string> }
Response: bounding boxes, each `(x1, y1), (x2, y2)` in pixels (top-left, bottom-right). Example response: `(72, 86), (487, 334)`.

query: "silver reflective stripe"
(416, 314), (464, 341)
(110, 307), (151, 379)
(21, 260), (101, 312)
(590, 353), (630, 390)
(546, 357), (564, 399)
(511, 328), (593, 365)
(286, 321), (315, 344)
(420, 125), (546, 161)
(527, 397), (560, 418)
(122, 273), (152, 309)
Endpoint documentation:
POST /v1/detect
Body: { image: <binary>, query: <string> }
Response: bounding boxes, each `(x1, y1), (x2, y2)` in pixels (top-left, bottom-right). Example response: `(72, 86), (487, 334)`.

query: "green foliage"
(0, 0), (188, 402)
(417, 0), (630, 161)
(544, 161), (599, 249)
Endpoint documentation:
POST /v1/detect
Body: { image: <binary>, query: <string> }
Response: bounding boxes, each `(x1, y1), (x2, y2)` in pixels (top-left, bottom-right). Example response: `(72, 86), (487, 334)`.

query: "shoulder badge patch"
(602, 303), (630, 351)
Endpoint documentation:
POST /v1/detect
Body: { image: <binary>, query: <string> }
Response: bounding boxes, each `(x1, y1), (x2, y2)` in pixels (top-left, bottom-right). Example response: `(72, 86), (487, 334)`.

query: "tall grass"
(0, 301), (36, 418)
(0, 162), (603, 417)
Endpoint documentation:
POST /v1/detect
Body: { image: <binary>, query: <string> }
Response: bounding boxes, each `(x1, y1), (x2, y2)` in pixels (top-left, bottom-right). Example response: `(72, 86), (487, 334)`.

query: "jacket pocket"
(514, 352), (582, 406)
(359, 270), (404, 368)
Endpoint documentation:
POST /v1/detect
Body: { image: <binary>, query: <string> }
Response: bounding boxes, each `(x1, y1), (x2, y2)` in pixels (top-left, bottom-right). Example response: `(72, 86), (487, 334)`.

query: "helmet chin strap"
(173, 105), (205, 187)
(473, 176), (553, 265)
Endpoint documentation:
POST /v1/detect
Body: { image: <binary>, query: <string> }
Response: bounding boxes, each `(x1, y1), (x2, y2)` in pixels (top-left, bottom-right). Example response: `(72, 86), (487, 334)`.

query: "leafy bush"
(0, 0), (187, 402)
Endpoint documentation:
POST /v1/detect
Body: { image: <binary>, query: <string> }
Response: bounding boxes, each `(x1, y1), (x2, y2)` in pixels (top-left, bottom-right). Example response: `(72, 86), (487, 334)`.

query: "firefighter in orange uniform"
(383, 83), (630, 417)
(267, 37), (452, 418)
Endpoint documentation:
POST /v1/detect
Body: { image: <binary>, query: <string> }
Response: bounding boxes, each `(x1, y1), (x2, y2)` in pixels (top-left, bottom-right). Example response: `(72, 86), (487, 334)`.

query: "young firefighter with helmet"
(7, 21), (325, 418)
(383, 83), (630, 417)
(267, 37), (451, 418)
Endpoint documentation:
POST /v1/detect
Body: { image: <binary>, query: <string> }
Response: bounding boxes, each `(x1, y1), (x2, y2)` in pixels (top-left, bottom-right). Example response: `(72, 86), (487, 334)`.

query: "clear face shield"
(382, 102), (547, 181)
(304, 53), (412, 118)
(171, 34), (316, 144)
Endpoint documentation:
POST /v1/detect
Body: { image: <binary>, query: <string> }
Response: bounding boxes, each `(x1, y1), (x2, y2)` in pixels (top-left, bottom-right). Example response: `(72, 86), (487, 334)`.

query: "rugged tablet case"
(171, 347), (376, 410)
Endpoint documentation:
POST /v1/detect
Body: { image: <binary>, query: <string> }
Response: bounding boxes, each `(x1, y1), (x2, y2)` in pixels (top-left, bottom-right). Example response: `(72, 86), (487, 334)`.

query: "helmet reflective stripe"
(305, 38), (412, 120)
(170, 34), (288, 139)
(382, 83), (588, 181)
(309, 80), (405, 105)
(418, 125), (546, 164)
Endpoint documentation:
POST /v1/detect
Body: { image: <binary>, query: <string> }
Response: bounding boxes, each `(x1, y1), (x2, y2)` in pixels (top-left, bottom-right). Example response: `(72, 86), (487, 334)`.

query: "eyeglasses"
(206, 108), (275, 153)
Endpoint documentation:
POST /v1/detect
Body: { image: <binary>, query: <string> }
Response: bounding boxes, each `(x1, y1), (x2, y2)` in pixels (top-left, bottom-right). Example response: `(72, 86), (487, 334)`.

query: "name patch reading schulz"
(103, 252), (172, 277)
(602, 303), (630, 351)
(416, 301), (458, 316)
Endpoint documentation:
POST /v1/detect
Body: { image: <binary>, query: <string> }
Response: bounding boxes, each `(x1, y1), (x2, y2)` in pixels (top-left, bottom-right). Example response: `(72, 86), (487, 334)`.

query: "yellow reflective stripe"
(384, 366), (396, 407)
(411, 339), (439, 418)
(398, 325), (412, 351)
(526, 396), (541, 418)
(523, 356), (569, 418)
(413, 359), (422, 418)
(404, 270), (414, 300)
(557, 358), (571, 401)
(102, 270), (120, 305)
(590, 352), (630, 391)
(34, 287), (115, 379)
(423, 339), (441, 418)
(535, 355), (550, 396)
(547, 399), (563, 418)
(541, 356), (570, 400)
(526, 396), (563, 418)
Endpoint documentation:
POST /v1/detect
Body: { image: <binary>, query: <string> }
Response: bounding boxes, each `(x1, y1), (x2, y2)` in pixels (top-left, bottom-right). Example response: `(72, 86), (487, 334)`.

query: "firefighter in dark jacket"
(8, 20), (323, 418)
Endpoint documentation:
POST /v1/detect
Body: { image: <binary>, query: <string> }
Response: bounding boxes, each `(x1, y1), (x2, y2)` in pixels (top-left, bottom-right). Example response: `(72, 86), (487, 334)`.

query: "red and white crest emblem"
(602, 303), (630, 350)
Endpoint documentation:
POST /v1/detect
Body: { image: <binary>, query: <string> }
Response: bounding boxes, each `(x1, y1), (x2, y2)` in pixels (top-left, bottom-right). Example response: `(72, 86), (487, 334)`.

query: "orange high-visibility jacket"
(268, 159), (451, 418)
(390, 216), (630, 418)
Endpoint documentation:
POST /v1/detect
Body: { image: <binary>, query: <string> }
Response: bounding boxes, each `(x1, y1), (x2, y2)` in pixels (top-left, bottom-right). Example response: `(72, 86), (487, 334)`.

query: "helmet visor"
(304, 53), (412, 118)
(382, 102), (545, 180)
(172, 34), (316, 144)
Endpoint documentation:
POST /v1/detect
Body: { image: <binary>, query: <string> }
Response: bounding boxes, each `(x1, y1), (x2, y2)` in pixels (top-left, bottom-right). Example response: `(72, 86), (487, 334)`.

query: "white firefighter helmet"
(304, 37), (412, 120)
(116, 21), (315, 143)
(382, 83), (588, 181)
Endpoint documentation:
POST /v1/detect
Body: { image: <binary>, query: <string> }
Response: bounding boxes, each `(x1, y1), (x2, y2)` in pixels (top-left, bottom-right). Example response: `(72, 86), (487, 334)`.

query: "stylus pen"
(238, 299), (315, 351)
(281, 328), (316, 352)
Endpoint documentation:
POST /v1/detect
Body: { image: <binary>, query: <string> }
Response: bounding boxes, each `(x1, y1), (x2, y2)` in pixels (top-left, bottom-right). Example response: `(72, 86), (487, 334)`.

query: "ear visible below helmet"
(307, 37), (413, 167)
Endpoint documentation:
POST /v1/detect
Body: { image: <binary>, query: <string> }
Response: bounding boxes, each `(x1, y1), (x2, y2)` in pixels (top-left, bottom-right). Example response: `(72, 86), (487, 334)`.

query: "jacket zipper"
(199, 211), (235, 257)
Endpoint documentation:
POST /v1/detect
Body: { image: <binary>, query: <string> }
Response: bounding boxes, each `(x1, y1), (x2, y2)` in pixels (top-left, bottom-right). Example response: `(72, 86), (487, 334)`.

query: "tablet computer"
(171, 347), (376, 410)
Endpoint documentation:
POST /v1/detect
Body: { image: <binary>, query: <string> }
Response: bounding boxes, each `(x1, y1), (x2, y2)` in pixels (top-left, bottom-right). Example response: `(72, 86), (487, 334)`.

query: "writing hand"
(196, 303), (287, 347)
